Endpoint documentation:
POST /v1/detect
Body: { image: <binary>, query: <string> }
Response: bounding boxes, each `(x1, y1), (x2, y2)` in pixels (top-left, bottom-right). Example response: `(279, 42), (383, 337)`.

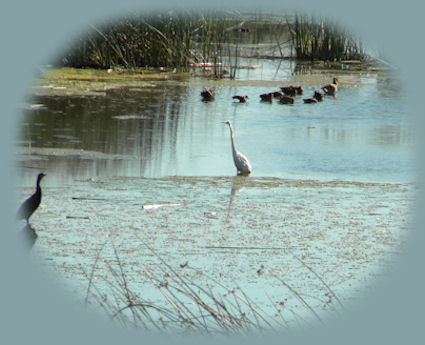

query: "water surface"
(16, 66), (415, 330)
(19, 70), (413, 185)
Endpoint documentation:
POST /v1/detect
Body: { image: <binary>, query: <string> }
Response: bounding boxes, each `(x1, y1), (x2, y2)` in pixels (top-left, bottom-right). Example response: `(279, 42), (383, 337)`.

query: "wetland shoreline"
(17, 41), (412, 333)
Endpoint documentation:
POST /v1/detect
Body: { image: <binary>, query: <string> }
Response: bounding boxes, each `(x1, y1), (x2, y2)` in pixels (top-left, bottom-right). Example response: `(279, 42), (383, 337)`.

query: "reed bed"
(61, 12), (250, 73)
(59, 11), (365, 75)
(288, 14), (364, 61)
(82, 240), (343, 335)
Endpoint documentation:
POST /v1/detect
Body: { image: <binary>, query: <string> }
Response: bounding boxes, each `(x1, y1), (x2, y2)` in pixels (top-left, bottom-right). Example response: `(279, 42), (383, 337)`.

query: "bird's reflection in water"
(225, 175), (249, 223)
(19, 223), (38, 251)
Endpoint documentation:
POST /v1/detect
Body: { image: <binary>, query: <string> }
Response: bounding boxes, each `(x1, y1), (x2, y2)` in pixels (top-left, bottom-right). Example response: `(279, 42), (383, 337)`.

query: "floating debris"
(142, 203), (183, 210)
(112, 115), (152, 120)
(204, 211), (218, 219)
(66, 215), (90, 219)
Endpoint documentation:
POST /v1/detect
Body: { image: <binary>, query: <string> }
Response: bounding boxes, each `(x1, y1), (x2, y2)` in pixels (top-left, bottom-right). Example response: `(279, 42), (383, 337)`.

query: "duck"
(280, 86), (296, 97)
(303, 97), (318, 104)
(322, 77), (338, 96)
(279, 95), (295, 104)
(259, 93), (273, 103)
(303, 90), (325, 103)
(313, 90), (324, 101)
(201, 88), (215, 101)
(271, 91), (284, 98)
(17, 173), (46, 224)
(280, 85), (303, 97)
(232, 95), (249, 103)
(294, 86), (304, 95)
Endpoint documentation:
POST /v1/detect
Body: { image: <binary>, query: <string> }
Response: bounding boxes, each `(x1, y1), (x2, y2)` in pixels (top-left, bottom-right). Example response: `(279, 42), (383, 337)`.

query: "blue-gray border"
(1, 1), (422, 344)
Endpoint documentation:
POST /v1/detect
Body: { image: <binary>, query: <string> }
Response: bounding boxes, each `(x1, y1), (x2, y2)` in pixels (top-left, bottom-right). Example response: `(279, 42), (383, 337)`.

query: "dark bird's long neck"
(36, 176), (43, 195)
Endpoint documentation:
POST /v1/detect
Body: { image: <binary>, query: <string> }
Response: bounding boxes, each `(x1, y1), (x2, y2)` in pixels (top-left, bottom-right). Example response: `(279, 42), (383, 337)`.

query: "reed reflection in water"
(18, 73), (413, 187)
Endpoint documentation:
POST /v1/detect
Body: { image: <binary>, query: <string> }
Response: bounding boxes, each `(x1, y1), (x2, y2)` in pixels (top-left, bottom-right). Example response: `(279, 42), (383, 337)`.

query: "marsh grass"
(82, 239), (343, 334)
(59, 11), (365, 75)
(61, 12), (247, 73)
(288, 14), (364, 61)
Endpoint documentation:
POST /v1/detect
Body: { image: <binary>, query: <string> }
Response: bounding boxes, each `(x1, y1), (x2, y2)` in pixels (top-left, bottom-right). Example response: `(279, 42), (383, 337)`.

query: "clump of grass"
(287, 13), (365, 61)
(82, 240), (343, 334)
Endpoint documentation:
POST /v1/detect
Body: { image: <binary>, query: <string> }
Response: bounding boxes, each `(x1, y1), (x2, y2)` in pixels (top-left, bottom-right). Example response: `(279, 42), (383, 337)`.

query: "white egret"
(223, 120), (252, 176)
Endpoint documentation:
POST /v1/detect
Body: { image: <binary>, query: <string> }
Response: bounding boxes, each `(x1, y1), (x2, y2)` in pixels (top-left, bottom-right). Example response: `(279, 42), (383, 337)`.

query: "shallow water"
(19, 69), (413, 185)
(16, 64), (415, 330)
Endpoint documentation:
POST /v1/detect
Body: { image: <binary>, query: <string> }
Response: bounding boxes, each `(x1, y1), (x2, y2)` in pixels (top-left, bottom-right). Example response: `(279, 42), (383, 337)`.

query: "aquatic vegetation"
(83, 241), (343, 334)
(20, 29), (411, 335)
(58, 11), (366, 74)
(288, 14), (364, 61)
(60, 11), (247, 73)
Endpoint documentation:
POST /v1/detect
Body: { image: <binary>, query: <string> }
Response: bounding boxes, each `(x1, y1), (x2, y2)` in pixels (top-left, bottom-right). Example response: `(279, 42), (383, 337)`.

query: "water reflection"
(17, 72), (414, 186)
(226, 176), (249, 223)
(19, 223), (38, 251)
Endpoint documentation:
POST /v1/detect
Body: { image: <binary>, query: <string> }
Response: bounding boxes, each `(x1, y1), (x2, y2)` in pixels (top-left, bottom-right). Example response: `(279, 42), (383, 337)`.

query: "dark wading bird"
(223, 120), (252, 176)
(232, 95), (249, 103)
(17, 173), (46, 224)
(201, 88), (215, 101)
(322, 77), (339, 96)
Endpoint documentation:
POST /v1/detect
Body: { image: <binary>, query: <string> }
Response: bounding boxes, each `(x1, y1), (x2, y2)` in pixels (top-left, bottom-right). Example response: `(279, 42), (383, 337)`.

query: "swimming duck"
(280, 86), (296, 97)
(303, 90), (325, 103)
(201, 88), (215, 101)
(294, 86), (304, 95)
(271, 91), (284, 98)
(322, 77), (338, 96)
(232, 95), (249, 103)
(280, 85), (303, 97)
(259, 93), (273, 103)
(314, 90), (324, 101)
(279, 95), (295, 104)
(303, 97), (318, 104)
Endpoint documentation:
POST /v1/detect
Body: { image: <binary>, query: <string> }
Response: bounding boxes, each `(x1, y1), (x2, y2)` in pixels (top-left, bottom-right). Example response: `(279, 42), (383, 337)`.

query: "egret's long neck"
(227, 124), (237, 158)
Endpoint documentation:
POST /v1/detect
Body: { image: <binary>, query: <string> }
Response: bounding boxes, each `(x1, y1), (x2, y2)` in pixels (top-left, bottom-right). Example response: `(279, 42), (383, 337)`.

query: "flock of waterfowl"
(17, 77), (339, 250)
(198, 77), (340, 182)
(201, 77), (339, 104)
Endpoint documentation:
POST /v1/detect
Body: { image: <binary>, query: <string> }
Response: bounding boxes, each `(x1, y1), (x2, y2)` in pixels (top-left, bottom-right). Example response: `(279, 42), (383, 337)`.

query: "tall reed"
(59, 11), (365, 71)
(83, 241), (343, 334)
(288, 14), (364, 61)
(61, 12), (246, 73)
